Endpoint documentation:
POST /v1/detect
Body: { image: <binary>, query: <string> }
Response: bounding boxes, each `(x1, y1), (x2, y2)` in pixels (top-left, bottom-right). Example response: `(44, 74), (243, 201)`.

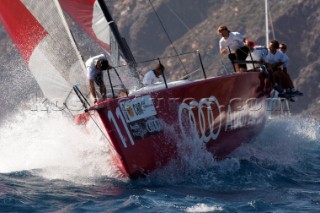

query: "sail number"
(108, 107), (134, 148)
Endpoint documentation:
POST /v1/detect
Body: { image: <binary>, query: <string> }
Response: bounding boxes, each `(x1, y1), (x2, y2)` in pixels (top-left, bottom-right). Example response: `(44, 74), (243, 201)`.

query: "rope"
(63, 103), (75, 119)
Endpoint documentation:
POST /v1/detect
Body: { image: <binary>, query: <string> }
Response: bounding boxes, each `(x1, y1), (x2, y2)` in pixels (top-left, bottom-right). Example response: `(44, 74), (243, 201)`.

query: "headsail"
(58, 0), (111, 53)
(0, 0), (88, 108)
(59, 0), (124, 67)
(59, 0), (141, 86)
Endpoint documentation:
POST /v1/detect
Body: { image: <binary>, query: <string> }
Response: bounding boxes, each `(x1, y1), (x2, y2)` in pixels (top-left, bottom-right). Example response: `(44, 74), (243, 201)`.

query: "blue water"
(0, 109), (319, 212)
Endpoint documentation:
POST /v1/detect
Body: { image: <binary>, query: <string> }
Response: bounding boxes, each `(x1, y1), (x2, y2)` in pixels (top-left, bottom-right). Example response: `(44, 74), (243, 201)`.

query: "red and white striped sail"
(0, 0), (87, 107)
(0, 1), (47, 63)
(59, 0), (111, 54)
(59, 0), (126, 67)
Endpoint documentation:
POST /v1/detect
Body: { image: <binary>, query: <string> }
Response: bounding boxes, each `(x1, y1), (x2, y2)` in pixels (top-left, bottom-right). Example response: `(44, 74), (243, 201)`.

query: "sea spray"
(145, 116), (320, 186)
(0, 103), (126, 184)
(146, 120), (217, 184)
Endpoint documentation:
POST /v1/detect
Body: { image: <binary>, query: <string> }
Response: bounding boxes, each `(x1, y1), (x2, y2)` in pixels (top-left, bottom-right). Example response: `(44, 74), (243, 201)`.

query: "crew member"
(218, 25), (249, 72)
(86, 54), (111, 103)
(142, 63), (165, 86)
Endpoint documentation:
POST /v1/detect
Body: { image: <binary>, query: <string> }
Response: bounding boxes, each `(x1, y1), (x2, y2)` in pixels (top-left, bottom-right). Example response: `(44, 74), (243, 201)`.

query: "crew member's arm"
(100, 83), (107, 99)
(219, 39), (228, 56)
(89, 79), (97, 103)
(220, 49), (228, 56)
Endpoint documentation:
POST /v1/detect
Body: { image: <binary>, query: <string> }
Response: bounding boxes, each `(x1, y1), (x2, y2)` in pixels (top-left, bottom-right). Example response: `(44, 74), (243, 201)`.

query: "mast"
(97, 0), (137, 69)
(265, 0), (269, 47)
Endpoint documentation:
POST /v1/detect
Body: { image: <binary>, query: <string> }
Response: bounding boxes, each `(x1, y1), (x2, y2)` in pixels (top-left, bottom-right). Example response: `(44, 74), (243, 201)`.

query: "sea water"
(0, 105), (319, 212)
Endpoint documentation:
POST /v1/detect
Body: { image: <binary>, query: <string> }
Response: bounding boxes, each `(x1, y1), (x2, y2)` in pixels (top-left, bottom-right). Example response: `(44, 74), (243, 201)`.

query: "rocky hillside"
(0, 0), (319, 119)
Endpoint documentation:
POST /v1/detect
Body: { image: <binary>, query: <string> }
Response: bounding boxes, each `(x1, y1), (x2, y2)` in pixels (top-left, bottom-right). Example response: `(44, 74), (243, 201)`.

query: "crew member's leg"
(236, 46), (249, 72)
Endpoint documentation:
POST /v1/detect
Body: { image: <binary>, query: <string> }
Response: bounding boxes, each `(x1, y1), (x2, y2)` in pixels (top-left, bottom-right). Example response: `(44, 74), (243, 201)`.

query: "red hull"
(80, 72), (268, 178)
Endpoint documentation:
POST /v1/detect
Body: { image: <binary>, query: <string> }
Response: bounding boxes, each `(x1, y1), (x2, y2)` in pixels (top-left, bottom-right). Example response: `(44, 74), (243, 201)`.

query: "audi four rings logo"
(178, 96), (222, 143)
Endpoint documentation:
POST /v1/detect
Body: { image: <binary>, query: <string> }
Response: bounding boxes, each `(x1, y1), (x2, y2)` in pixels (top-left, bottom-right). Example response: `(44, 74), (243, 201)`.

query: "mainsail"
(0, 0), (88, 108)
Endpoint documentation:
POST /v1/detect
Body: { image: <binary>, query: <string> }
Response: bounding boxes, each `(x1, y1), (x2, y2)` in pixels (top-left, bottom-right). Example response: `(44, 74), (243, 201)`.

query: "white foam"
(186, 203), (223, 212)
(231, 117), (320, 166)
(147, 124), (216, 183)
(148, 116), (320, 183)
(0, 104), (125, 184)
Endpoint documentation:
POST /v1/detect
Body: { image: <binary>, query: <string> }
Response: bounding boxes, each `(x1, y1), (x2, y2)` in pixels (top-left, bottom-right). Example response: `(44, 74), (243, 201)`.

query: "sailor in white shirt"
(142, 63), (165, 86)
(262, 40), (286, 72)
(260, 40), (292, 96)
(85, 54), (111, 103)
(279, 43), (303, 95)
(219, 31), (244, 55)
(217, 25), (249, 72)
(263, 48), (285, 66)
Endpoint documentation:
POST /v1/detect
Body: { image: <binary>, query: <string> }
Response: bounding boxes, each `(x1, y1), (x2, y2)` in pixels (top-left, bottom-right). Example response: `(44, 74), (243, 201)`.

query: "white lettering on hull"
(98, 96), (265, 149)
(178, 96), (266, 143)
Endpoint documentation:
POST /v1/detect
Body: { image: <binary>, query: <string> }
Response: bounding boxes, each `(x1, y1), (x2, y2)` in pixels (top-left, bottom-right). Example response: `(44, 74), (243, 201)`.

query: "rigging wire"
(268, 3), (276, 40)
(97, 2), (225, 74)
(163, 3), (197, 39)
(72, 85), (117, 151)
(163, 2), (228, 74)
(139, 50), (197, 64)
(148, 0), (188, 76)
(111, 47), (227, 76)
(87, 111), (117, 152)
(265, 0), (269, 46)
